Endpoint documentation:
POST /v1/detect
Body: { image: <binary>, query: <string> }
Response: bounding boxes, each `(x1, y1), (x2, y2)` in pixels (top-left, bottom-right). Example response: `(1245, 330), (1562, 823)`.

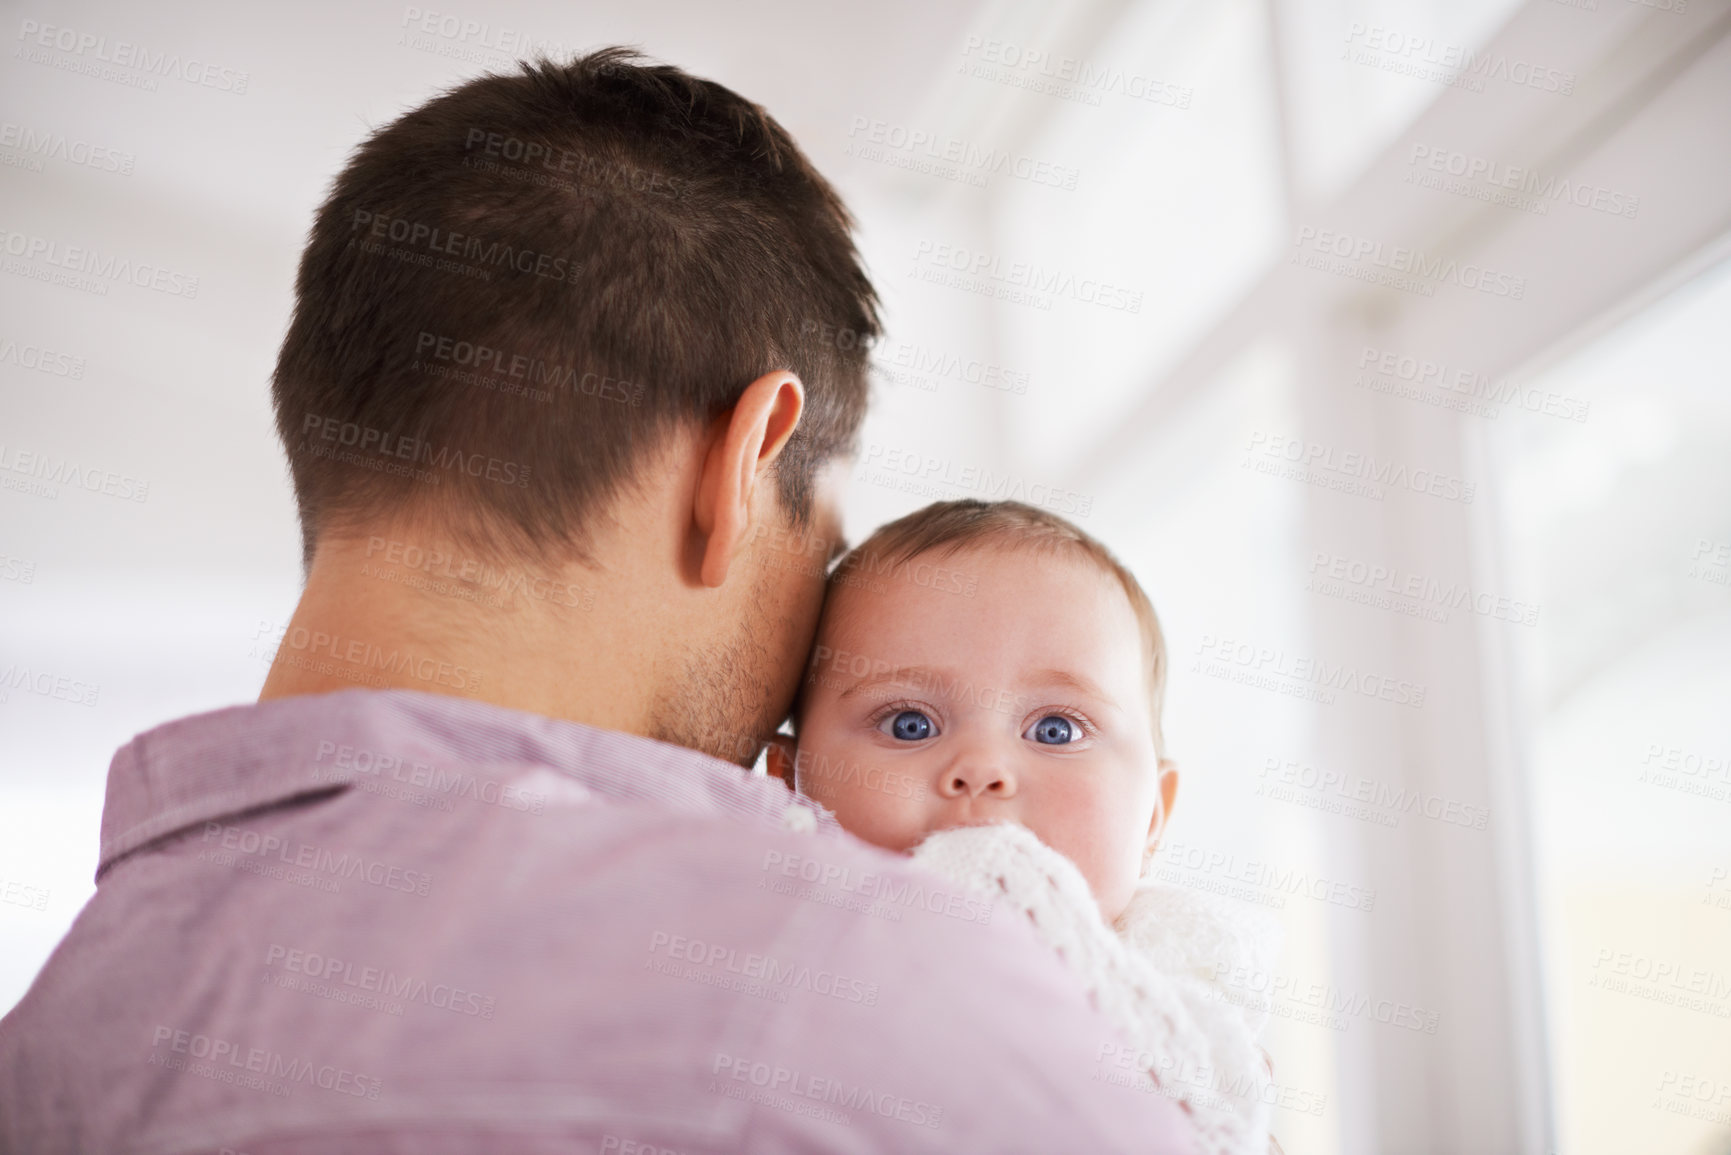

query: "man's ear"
(694, 371), (804, 588)
(1146, 758), (1180, 856)
(765, 733), (798, 792)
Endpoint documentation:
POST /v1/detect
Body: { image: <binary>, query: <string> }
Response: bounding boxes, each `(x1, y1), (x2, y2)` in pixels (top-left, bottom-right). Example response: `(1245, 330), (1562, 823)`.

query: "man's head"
(268, 49), (878, 761)
(770, 501), (1177, 922)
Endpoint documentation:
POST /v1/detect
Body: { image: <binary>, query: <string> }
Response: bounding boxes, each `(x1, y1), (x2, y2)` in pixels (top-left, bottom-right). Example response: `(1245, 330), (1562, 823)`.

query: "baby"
(766, 499), (1279, 1155)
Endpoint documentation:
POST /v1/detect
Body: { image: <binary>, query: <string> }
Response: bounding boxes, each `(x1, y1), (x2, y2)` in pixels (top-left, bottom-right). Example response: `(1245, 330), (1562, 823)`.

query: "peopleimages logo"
(858, 441), (1093, 516)
(1243, 430), (1476, 505)
(876, 340), (1030, 395)
(1160, 839), (1377, 912)
(647, 931), (881, 1006)
(1211, 962), (1443, 1034)
(263, 943), (497, 1018)
(148, 1026), (381, 1099)
(0, 228), (199, 298)
(413, 331), (642, 407)
(785, 749), (930, 803)
(0, 663), (100, 707)
(461, 128), (685, 200)
(807, 644), (1033, 719)
(1354, 345), (1589, 423)
(349, 209), (578, 284)
(1342, 22), (1575, 95)
(1193, 632), (1427, 709)
(199, 821), (434, 897)
(1652, 1069), (1731, 1128)
(1588, 946), (1731, 1017)
(398, 7), (578, 61)
(361, 535), (594, 611)
(0, 120), (134, 174)
(0, 442), (149, 502)
(312, 737), (548, 814)
(957, 36), (1193, 109)
(0, 878), (51, 911)
(710, 1053), (944, 1130)
(1292, 227), (1525, 299)
(15, 19), (251, 94)
(0, 334), (85, 379)
(1405, 144), (1639, 220)
(846, 116), (1080, 190)
(1094, 1041), (1330, 1117)
(760, 849), (994, 924)
(0, 553), (38, 584)
(299, 414), (531, 489)
(266, 621), (484, 694)
(1688, 539), (1729, 588)
(1307, 549), (1540, 627)
(911, 240), (1143, 313)
(1257, 756), (1491, 831)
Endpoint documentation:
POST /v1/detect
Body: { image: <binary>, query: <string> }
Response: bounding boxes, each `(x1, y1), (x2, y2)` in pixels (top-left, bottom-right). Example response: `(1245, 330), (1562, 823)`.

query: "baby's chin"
(894, 820), (1134, 921)
(902, 817), (1026, 855)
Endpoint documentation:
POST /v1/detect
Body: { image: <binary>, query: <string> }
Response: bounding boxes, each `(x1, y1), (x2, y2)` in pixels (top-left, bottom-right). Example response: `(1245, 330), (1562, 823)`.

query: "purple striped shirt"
(0, 689), (1195, 1153)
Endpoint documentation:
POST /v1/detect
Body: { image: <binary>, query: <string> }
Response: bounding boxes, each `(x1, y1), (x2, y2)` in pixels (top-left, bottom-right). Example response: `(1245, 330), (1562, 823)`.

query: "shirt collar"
(98, 688), (840, 878)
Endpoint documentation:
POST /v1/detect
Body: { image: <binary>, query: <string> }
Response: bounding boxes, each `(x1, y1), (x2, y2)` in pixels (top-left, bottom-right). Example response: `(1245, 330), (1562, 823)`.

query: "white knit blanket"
(911, 823), (1279, 1155)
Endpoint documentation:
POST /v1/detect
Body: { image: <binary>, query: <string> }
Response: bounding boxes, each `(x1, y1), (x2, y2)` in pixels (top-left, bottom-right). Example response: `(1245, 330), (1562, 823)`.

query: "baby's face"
(790, 544), (1167, 922)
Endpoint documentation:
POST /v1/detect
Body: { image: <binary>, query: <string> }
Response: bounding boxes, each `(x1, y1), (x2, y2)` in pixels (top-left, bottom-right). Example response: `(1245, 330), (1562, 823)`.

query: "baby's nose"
(940, 756), (1015, 799)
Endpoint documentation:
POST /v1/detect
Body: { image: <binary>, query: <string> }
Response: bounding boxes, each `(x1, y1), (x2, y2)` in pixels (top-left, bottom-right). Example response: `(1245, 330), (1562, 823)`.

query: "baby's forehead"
(794, 539), (1156, 734)
(815, 540), (1129, 643)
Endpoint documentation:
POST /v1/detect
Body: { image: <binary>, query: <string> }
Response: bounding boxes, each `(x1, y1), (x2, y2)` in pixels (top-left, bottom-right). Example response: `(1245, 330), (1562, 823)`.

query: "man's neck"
(258, 528), (673, 736)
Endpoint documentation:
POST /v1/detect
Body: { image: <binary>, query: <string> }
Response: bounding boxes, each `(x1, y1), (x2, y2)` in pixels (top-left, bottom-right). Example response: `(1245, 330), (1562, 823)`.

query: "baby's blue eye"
(885, 710), (934, 741)
(1028, 715), (1079, 745)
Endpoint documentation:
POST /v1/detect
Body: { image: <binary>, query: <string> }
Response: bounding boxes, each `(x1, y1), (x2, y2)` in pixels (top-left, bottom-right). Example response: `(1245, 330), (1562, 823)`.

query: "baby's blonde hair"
(818, 499), (1171, 766)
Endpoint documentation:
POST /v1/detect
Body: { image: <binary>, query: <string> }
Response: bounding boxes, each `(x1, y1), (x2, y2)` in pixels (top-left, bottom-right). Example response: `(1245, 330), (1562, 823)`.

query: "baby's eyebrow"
(1023, 668), (1112, 702)
(836, 666), (959, 702)
(829, 665), (1115, 711)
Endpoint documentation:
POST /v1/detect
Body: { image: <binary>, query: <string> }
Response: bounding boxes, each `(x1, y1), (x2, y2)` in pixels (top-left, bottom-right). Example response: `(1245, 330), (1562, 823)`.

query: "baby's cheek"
(1033, 791), (1145, 906)
(800, 758), (926, 851)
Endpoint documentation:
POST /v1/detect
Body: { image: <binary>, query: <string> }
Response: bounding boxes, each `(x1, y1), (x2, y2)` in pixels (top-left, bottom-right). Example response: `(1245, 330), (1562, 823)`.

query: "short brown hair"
(819, 500), (1171, 761)
(273, 48), (879, 566)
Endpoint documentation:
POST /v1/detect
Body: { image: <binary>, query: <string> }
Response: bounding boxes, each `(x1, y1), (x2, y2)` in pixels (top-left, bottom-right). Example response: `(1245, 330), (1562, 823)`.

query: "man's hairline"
(299, 411), (858, 573)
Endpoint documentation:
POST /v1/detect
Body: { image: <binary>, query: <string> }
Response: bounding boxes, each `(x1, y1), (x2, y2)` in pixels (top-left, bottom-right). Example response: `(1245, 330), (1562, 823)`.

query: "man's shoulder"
(0, 780), (1193, 1155)
(417, 785), (1006, 950)
(465, 789), (1004, 937)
